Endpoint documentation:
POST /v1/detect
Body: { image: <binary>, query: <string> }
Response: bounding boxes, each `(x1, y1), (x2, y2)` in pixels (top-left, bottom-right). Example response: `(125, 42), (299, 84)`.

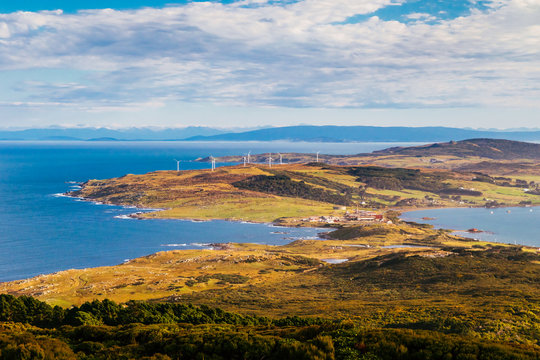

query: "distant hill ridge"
(371, 138), (540, 160)
(3, 125), (540, 142)
(186, 125), (540, 143)
(0, 126), (227, 141)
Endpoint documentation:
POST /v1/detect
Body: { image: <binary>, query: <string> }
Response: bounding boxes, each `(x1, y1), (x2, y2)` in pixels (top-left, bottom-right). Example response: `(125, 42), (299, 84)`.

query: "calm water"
(402, 207), (540, 247)
(0, 140), (421, 281)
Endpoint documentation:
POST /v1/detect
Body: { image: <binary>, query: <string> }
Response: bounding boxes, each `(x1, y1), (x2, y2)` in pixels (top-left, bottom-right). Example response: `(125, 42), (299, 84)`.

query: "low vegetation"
(233, 174), (353, 205)
(1, 295), (539, 359)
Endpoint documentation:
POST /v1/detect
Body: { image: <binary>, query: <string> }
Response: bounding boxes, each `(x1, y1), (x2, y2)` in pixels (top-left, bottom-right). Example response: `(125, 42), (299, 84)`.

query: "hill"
(203, 138), (540, 176)
(186, 125), (540, 142)
(372, 138), (540, 160)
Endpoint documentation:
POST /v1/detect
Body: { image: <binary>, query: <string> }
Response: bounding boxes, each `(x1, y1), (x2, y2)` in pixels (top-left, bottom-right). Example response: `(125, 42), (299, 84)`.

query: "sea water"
(0, 140), (421, 281)
(402, 207), (540, 247)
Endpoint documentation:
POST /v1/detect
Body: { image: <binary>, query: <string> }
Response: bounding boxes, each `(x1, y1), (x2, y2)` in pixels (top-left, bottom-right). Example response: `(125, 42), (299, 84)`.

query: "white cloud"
(0, 0), (539, 116)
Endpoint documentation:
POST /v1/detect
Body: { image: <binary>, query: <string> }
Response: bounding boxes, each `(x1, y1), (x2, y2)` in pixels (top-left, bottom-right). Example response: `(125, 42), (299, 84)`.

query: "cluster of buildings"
(303, 209), (384, 224)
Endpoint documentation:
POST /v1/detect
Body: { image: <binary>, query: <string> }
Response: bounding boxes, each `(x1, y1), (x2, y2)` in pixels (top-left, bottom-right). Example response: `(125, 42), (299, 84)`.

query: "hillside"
(372, 138), (540, 160)
(186, 125), (540, 142)
(206, 138), (540, 176)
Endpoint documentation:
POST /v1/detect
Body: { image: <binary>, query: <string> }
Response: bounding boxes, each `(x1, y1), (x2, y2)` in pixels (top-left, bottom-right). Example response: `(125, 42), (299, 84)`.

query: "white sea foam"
(161, 243), (188, 247)
(192, 243), (211, 247)
(52, 193), (69, 198)
(114, 214), (135, 220)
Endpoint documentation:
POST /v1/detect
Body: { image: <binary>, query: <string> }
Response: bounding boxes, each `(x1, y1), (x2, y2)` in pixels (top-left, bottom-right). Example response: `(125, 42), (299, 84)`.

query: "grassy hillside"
(372, 138), (540, 160)
(208, 139), (540, 177)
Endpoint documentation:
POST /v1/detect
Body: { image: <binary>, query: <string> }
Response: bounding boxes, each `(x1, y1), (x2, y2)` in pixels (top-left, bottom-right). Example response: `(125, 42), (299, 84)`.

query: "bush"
(233, 175), (352, 205)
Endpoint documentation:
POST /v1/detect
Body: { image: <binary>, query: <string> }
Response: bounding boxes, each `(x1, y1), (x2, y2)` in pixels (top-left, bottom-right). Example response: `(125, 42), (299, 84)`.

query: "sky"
(0, 0), (539, 129)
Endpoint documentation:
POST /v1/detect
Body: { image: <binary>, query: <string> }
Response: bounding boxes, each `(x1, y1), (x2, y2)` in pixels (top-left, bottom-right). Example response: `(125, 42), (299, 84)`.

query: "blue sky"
(0, 0), (539, 129)
(0, 1), (187, 13)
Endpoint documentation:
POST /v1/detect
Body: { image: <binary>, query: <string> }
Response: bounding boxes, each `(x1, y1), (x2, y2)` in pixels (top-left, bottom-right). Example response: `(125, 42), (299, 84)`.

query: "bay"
(402, 207), (540, 247)
(0, 140), (421, 281)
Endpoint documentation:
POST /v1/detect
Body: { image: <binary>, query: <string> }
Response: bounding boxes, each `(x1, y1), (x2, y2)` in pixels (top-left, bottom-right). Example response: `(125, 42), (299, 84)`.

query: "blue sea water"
(402, 207), (540, 247)
(0, 140), (421, 282)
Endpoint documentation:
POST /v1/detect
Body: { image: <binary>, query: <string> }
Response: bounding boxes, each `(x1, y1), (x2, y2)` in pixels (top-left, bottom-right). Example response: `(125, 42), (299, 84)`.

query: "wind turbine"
(278, 153), (283, 165)
(268, 153), (273, 168)
(316, 151), (320, 163)
(243, 156), (247, 167)
(247, 151), (251, 164)
(174, 159), (181, 172)
(210, 156), (216, 171)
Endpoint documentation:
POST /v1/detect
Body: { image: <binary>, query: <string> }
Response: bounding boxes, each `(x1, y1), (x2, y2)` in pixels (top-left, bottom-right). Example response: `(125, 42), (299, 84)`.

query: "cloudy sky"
(0, 0), (539, 129)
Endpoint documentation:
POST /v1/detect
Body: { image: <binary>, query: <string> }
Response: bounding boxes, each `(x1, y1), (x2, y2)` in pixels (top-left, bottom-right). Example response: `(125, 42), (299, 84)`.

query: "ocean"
(0, 140), (420, 282)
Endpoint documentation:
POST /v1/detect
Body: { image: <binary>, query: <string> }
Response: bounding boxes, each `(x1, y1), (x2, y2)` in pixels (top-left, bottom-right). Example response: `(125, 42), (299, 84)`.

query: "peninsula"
(69, 139), (540, 224)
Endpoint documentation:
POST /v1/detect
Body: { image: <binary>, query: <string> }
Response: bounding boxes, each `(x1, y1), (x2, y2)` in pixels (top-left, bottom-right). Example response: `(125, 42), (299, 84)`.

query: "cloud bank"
(0, 0), (539, 113)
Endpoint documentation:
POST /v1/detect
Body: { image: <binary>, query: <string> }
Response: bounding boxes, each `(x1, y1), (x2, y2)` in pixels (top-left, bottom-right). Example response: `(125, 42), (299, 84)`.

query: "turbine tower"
(278, 153), (283, 165)
(210, 156), (216, 171)
(174, 159), (181, 172)
(243, 156), (247, 167)
(268, 153), (273, 168)
(247, 151), (251, 164)
(316, 151), (320, 163)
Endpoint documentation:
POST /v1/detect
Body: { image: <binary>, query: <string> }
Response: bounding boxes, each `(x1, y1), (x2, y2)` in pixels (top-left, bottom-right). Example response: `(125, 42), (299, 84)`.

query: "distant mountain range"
(186, 126), (540, 142)
(0, 127), (227, 141)
(2, 125), (540, 142)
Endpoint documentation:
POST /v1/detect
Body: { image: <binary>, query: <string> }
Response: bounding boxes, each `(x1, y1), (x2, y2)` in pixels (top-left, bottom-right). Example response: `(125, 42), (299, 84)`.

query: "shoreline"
(64, 187), (540, 243)
(3, 191), (537, 286)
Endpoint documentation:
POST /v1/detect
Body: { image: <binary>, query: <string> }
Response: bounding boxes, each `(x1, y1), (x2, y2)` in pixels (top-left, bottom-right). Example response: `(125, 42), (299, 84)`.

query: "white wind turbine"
(316, 151), (320, 162)
(278, 153), (283, 165)
(247, 151), (251, 164)
(268, 153), (273, 168)
(174, 159), (181, 172)
(210, 156), (216, 171)
(243, 156), (247, 167)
